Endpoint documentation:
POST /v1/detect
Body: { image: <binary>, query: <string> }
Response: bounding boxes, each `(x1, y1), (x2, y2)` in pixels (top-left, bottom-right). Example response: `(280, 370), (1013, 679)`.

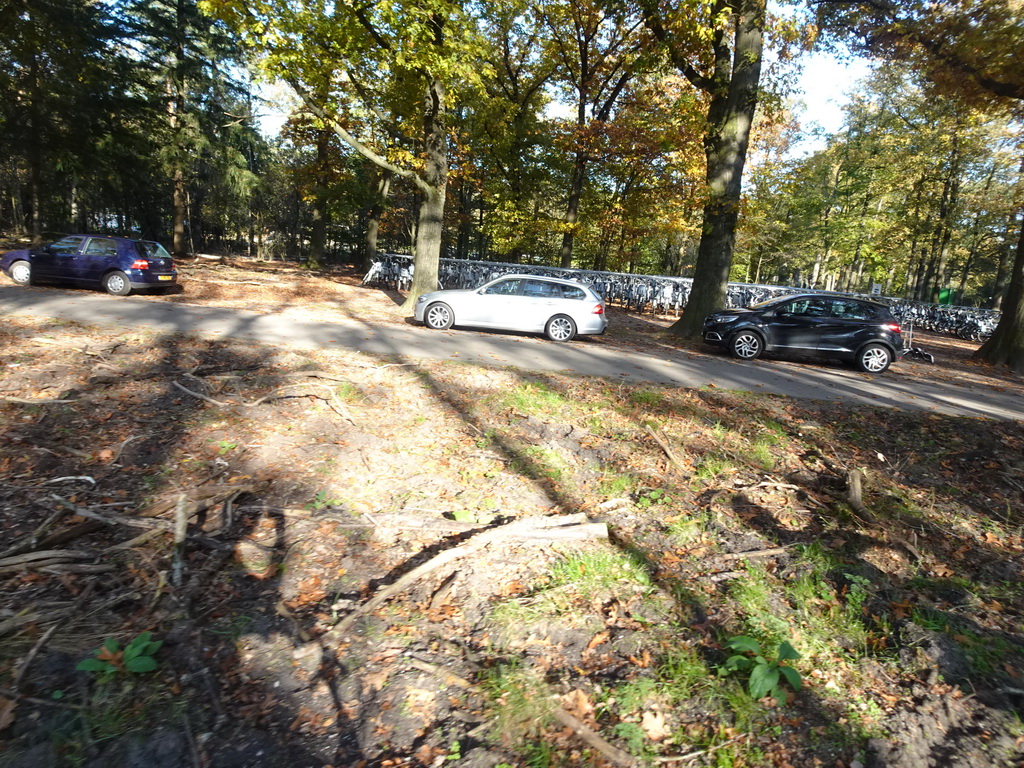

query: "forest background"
(1, 0), (1021, 331)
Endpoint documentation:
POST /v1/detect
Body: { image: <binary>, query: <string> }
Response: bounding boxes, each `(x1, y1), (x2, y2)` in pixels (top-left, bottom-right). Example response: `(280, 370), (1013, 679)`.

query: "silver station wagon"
(414, 274), (608, 342)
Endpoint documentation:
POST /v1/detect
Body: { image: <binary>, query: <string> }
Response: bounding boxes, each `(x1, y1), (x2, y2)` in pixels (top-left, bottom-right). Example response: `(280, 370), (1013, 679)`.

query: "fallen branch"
(39, 563), (116, 575)
(410, 659), (638, 767)
(41, 476), (96, 486)
(552, 706), (639, 768)
(137, 484), (256, 525)
(12, 582), (96, 691)
(50, 495), (174, 531)
(172, 380), (229, 407)
(654, 737), (741, 763)
(717, 546), (790, 561)
(0, 549), (94, 569)
(1, 396), (78, 404)
(644, 425), (687, 473)
(324, 515), (601, 641)
(1, 508), (71, 559)
(172, 493), (189, 588)
(173, 379), (356, 424)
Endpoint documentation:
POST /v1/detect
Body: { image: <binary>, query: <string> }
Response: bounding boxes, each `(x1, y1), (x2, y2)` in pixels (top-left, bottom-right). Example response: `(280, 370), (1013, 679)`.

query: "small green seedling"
(77, 631), (163, 677)
(720, 635), (802, 705)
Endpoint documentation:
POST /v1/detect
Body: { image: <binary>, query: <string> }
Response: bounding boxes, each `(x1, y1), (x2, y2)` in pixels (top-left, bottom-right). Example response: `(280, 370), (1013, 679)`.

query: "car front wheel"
(855, 343), (893, 373)
(729, 330), (763, 360)
(102, 270), (132, 296)
(545, 314), (577, 342)
(9, 260), (32, 286)
(424, 302), (454, 330)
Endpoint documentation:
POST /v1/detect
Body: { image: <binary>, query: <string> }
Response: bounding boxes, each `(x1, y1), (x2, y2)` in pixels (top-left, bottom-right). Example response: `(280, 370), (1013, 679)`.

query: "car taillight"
(130, 259), (149, 269)
(592, 304), (605, 315)
(883, 322), (901, 333)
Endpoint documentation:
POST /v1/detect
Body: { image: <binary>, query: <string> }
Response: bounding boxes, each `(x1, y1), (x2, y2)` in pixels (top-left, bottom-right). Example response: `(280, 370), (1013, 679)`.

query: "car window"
(136, 241), (172, 259)
(782, 298), (829, 317)
(523, 280), (562, 298)
(562, 285), (586, 300)
(484, 279), (522, 296)
(49, 236), (85, 255)
(831, 300), (876, 320)
(84, 238), (119, 257)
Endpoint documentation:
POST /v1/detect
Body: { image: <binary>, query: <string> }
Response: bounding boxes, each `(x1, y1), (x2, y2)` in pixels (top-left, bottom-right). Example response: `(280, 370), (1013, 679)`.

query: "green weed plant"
(719, 635), (802, 705)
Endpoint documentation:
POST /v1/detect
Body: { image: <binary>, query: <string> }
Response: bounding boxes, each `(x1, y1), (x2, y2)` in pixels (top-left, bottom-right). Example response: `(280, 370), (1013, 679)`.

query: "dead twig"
(172, 380), (229, 407)
(1, 507), (71, 559)
(654, 737), (741, 763)
(1, 396), (78, 404)
(552, 706), (640, 768)
(0, 686), (86, 711)
(39, 563), (116, 575)
(717, 546), (790, 561)
(410, 659), (637, 767)
(11, 624), (60, 690)
(50, 495), (174, 531)
(12, 581), (96, 691)
(172, 493), (189, 588)
(41, 476), (96, 486)
(0, 549), (94, 569)
(174, 379), (356, 424)
(644, 425), (686, 473)
(111, 434), (145, 465)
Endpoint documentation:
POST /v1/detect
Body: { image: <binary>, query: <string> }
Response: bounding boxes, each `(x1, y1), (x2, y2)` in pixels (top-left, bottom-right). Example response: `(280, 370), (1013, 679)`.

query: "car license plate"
(158, 275), (173, 281)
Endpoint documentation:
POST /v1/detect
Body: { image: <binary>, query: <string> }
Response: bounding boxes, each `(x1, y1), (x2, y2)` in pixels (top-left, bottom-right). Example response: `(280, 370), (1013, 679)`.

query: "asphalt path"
(2, 285), (1021, 421)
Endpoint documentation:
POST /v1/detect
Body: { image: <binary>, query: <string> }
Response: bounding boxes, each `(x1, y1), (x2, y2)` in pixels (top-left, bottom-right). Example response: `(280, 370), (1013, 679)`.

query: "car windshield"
(135, 241), (172, 259)
(749, 294), (800, 309)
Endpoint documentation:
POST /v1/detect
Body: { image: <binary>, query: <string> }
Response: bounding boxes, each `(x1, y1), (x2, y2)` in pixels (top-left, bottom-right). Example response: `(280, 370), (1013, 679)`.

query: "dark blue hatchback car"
(1, 235), (177, 295)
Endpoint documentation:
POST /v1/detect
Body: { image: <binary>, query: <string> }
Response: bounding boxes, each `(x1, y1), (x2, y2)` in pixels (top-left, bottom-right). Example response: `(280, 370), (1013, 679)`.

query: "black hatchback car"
(703, 293), (903, 373)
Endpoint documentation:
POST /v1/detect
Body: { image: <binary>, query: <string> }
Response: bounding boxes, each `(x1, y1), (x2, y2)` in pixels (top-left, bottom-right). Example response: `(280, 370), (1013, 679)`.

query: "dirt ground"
(2, 257), (1024, 768)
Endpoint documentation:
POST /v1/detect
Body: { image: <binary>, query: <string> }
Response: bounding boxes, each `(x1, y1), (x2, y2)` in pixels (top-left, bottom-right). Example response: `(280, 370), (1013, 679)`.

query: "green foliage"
(635, 488), (670, 508)
(481, 662), (553, 738)
(307, 490), (343, 511)
(630, 389), (664, 407)
(76, 632), (163, 677)
(719, 635), (802, 705)
(502, 381), (570, 415)
(215, 439), (237, 455)
(549, 548), (652, 593)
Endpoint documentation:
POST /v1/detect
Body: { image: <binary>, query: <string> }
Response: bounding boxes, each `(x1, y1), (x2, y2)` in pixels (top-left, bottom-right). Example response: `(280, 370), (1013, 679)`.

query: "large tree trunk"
(559, 154), (586, 268)
(401, 73), (448, 312)
(28, 45), (43, 243)
(974, 215), (1024, 370)
(307, 128), (331, 268)
(363, 170), (392, 272)
(169, 0), (188, 257)
(668, 0), (764, 338)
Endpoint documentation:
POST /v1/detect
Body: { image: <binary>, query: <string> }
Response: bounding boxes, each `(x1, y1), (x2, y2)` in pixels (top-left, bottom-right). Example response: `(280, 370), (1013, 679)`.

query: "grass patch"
(549, 547), (653, 594)
(501, 381), (571, 415)
(481, 662), (554, 739)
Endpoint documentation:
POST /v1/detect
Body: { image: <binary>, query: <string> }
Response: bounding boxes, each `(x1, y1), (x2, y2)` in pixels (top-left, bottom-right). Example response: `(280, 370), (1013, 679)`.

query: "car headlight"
(711, 315), (739, 324)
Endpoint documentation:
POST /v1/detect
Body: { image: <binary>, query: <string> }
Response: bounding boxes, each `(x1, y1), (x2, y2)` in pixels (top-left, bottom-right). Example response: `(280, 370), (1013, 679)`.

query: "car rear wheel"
(102, 270), (132, 296)
(855, 343), (893, 373)
(424, 302), (454, 330)
(545, 314), (577, 342)
(9, 260), (32, 286)
(729, 330), (763, 360)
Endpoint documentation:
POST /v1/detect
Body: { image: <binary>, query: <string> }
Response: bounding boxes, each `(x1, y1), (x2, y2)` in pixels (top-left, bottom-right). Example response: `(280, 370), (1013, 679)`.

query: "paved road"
(2, 285), (1021, 420)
